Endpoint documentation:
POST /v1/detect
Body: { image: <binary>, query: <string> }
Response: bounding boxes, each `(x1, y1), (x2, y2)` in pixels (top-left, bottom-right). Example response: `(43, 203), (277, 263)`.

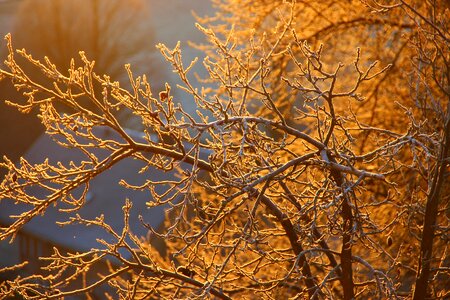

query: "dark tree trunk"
(413, 113), (450, 300)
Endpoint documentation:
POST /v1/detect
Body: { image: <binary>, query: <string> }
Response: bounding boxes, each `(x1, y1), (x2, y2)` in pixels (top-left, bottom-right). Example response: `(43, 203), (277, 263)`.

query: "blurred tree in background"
(0, 0), (160, 172)
(0, 0), (448, 299)
(12, 0), (157, 82)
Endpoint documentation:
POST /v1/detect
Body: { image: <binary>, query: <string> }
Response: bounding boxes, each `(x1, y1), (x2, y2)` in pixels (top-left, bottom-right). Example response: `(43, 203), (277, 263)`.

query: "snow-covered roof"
(0, 127), (188, 255)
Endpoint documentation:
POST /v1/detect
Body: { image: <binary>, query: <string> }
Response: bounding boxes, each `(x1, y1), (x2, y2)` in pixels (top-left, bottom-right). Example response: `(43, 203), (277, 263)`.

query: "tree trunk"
(413, 110), (450, 299)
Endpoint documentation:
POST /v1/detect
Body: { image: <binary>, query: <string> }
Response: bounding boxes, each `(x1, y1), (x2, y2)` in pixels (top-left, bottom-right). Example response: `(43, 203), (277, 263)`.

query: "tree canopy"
(0, 0), (448, 299)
